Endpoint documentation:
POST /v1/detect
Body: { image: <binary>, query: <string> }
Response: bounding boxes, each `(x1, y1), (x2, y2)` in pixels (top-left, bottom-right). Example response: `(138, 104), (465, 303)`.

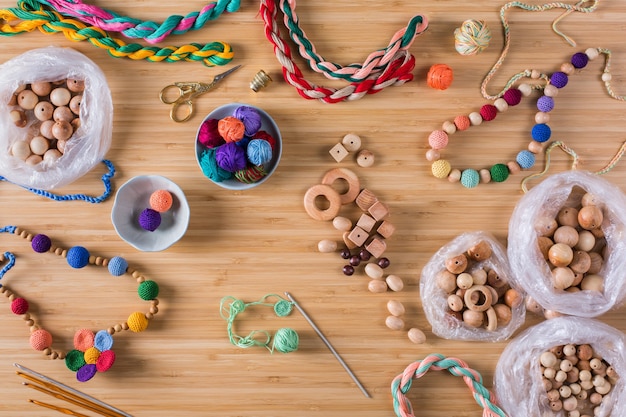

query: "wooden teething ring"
(321, 168), (361, 205)
(463, 285), (493, 312)
(303, 184), (342, 221)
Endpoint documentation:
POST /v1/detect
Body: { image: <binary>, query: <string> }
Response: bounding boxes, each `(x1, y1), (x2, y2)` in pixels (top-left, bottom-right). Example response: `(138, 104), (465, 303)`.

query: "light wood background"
(0, 1), (625, 416)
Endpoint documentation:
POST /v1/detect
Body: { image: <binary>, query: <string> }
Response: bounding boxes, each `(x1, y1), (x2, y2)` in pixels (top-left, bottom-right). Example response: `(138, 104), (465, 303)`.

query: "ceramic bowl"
(111, 175), (190, 252)
(195, 103), (282, 190)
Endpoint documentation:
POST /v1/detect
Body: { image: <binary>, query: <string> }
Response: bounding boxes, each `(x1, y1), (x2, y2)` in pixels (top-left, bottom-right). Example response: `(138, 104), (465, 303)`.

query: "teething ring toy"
(321, 168), (361, 205)
(391, 353), (508, 417)
(463, 285), (493, 312)
(303, 184), (342, 221)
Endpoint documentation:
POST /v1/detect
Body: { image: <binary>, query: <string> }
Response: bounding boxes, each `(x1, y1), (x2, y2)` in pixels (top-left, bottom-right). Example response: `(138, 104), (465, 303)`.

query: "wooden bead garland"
(0, 226), (160, 382)
(540, 343), (619, 415)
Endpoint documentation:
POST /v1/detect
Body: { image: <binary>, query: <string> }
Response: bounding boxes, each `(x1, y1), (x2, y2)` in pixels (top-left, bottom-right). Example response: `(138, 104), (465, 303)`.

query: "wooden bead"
(462, 310), (484, 328)
(528, 140), (546, 154)
(467, 240), (492, 262)
(17, 89), (39, 109)
(303, 184), (342, 221)
(442, 120), (457, 135)
(575, 230), (595, 252)
(385, 275), (404, 292)
(536, 217), (558, 237)
(355, 189), (378, 211)
(329, 143), (349, 162)
(332, 216), (352, 232)
(436, 270), (457, 293)
(356, 150), (375, 168)
(447, 294), (464, 312)
(479, 169), (491, 184)
(471, 268), (487, 285)
(356, 214), (376, 232)
(492, 303), (512, 326)
(487, 269), (506, 288)
(364, 236), (386, 259)
(535, 111), (550, 124)
(317, 239), (337, 253)
(50, 87), (71, 106)
(578, 205), (603, 230)
(504, 288), (522, 308)
(367, 201), (389, 221)
(407, 328), (426, 344)
(525, 296), (543, 314)
(387, 300), (405, 316)
(548, 243), (574, 267)
(552, 267), (575, 290)
(425, 148), (440, 161)
(385, 315), (404, 330)
(445, 254), (468, 274)
(364, 263), (384, 279)
(506, 161), (521, 174)
(368, 279), (388, 293)
(569, 250), (591, 274)
(341, 133), (361, 152)
(587, 252), (603, 274)
(580, 274), (603, 292)
(485, 307), (497, 331)
(468, 111), (482, 126)
(553, 226), (579, 247)
(447, 169), (461, 183)
(537, 236), (554, 259)
(347, 226), (368, 247)
(456, 272), (473, 290)
(342, 232), (358, 250)
(376, 220), (395, 239)
(321, 168), (361, 205)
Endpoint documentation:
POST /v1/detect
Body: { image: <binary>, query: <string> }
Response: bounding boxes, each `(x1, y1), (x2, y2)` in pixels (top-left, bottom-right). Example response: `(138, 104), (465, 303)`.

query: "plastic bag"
(507, 170), (626, 317)
(420, 230), (526, 342)
(0, 46), (113, 190)
(494, 316), (626, 417)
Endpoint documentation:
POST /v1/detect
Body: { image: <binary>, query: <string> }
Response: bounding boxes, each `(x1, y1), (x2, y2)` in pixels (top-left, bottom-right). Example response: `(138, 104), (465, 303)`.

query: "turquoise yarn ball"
(460, 169), (480, 188)
(108, 256), (128, 276)
(246, 139), (273, 166)
(273, 327), (299, 353)
(516, 150), (536, 169)
(67, 246), (89, 269)
(199, 148), (233, 182)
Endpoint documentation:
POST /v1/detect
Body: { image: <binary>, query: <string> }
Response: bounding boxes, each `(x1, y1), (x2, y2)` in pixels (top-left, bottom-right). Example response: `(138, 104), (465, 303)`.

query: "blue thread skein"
(246, 139), (273, 166)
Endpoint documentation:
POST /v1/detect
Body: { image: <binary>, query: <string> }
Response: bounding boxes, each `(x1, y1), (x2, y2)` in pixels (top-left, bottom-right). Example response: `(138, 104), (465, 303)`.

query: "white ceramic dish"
(195, 103), (282, 190)
(111, 175), (190, 252)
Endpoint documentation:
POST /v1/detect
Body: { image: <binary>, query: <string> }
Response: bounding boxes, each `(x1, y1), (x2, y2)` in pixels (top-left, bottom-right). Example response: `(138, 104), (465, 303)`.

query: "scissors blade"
(212, 65), (242, 85)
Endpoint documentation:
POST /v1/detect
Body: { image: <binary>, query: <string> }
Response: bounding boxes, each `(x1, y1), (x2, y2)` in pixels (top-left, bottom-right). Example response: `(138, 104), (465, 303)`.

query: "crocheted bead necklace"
(426, 47), (624, 189)
(0, 225), (160, 382)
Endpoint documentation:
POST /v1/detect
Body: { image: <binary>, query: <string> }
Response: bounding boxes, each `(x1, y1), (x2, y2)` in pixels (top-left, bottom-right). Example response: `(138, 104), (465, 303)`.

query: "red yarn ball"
(253, 130), (277, 151)
(503, 88), (522, 106)
(197, 118), (225, 149)
(480, 104), (497, 121)
(11, 297), (29, 315)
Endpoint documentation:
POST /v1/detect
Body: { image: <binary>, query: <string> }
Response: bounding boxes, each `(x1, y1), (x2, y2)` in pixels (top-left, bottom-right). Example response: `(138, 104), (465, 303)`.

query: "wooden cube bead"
(355, 188), (378, 211)
(377, 220), (395, 238)
(347, 226), (369, 247)
(356, 213), (377, 233)
(329, 143), (349, 162)
(368, 201), (389, 221)
(342, 231), (358, 250)
(365, 236), (387, 258)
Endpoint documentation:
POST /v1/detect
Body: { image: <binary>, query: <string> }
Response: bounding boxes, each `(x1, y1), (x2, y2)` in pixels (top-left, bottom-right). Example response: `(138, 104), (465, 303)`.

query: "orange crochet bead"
(30, 329), (52, 351)
(127, 312), (149, 332)
(73, 328), (95, 351)
(454, 115), (471, 131)
(427, 64), (454, 90)
(149, 189), (173, 213)
(428, 130), (449, 150)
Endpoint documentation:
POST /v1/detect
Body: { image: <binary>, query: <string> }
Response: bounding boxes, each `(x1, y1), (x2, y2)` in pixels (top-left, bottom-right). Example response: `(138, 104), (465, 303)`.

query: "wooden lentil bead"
(385, 275), (404, 292)
(407, 328), (426, 344)
(447, 294), (464, 312)
(385, 315), (404, 330)
(445, 254), (467, 274)
(492, 303), (512, 326)
(467, 240), (492, 261)
(368, 279), (387, 293)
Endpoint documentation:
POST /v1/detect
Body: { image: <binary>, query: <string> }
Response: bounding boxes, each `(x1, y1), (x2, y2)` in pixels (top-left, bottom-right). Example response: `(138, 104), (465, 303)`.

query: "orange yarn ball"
(30, 329), (53, 351)
(217, 116), (245, 143)
(427, 64), (454, 90)
(127, 312), (149, 333)
(149, 189), (173, 213)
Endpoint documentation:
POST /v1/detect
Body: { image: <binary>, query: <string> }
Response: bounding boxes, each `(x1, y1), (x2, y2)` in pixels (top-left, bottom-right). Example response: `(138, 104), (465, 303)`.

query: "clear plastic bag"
(0, 46), (113, 190)
(507, 170), (626, 317)
(494, 316), (626, 417)
(420, 230), (526, 342)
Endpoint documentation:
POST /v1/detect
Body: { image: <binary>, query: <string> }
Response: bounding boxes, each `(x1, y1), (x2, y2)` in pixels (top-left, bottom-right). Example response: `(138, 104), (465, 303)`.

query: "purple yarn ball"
(31, 234), (51, 253)
(571, 52), (589, 69)
(233, 106), (262, 137)
(537, 96), (554, 113)
(215, 142), (247, 172)
(550, 71), (568, 89)
(138, 208), (161, 232)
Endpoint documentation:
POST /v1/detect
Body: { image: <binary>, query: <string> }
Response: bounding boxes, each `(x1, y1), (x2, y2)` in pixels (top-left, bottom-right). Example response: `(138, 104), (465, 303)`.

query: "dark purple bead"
(340, 248), (351, 259)
(377, 257), (390, 269)
(342, 265), (355, 276)
(571, 52), (588, 69)
(31, 234), (51, 253)
(550, 71), (568, 89)
(349, 255), (361, 267)
(359, 249), (371, 261)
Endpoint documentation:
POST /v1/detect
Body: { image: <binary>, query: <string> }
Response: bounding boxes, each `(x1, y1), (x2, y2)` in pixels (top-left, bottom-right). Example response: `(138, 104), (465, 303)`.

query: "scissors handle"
(159, 84), (190, 105)
(169, 99), (194, 123)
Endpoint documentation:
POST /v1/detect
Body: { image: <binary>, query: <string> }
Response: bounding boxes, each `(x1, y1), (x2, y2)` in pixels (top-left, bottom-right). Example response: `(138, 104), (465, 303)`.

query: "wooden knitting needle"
(284, 292), (371, 398)
(23, 382), (117, 417)
(28, 399), (90, 417)
(15, 363), (132, 417)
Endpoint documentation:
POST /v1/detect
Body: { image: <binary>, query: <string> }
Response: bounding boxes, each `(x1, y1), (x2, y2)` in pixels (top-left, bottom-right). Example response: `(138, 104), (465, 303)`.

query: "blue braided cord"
(0, 251), (16, 283)
(0, 226), (17, 235)
(0, 160), (115, 203)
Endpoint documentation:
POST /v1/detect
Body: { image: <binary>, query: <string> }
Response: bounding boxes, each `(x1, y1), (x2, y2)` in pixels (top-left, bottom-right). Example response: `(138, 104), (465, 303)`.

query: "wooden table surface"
(0, 1), (625, 416)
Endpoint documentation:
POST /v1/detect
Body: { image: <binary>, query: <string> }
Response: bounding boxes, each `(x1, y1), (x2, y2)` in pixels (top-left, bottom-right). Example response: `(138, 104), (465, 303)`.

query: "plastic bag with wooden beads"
(495, 316), (626, 417)
(507, 170), (626, 318)
(420, 230), (526, 342)
(0, 46), (113, 190)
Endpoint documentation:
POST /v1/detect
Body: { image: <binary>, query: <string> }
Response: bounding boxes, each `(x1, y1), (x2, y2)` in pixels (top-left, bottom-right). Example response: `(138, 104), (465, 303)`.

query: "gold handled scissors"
(159, 65), (241, 123)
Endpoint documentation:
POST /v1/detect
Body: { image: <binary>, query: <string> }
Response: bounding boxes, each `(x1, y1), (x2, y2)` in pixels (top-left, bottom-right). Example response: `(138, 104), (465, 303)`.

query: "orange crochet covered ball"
(149, 189), (173, 213)
(30, 329), (53, 351)
(218, 116), (245, 142)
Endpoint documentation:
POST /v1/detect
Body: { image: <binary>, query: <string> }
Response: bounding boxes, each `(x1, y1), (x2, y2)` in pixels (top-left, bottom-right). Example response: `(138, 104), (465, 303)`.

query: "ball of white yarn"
(454, 19), (491, 56)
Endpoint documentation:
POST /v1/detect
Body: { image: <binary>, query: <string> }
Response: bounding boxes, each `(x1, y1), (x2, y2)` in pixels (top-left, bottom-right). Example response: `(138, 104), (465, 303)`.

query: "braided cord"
(0, 1), (234, 67)
(481, 0), (599, 100)
(259, 0), (426, 103)
(25, 0), (240, 44)
(0, 160), (115, 203)
(279, 0), (427, 83)
(0, 251), (16, 285)
(391, 353), (508, 417)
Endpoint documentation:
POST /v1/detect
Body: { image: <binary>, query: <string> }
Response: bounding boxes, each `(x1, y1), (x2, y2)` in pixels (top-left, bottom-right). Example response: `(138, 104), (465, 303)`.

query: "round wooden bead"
(341, 133), (361, 152)
(537, 236), (554, 260)
(53, 106), (74, 123)
(535, 217), (558, 237)
(356, 150), (375, 168)
(17, 89), (39, 110)
(456, 272), (473, 290)
(11, 141), (31, 160)
(436, 270), (458, 293)
(445, 254), (468, 274)
(471, 268), (487, 285)
(578, 206), (603, 230)
(504, 288), (522, 308)
(575, 230), (595, 252)
(569, 250), (591, 274)
(552, 267), (575, 290)
(548, 243), (574, 267)
(407, 328), (426, 344)
(385, 315), (404, 330)
(33, 101), (54, 121)
(447, 294), (464, 312)
(587, 252), (603, 274)
(479, 169), (491, 184)
(303, 184), (342, 221)
(492, 303), (512, 326)
(49, 87), (71, 106)
(467, 240), (492, 262)
(553, 226), (579, 247)
(557, 207), (579, 227)
(52, 121), (73, 141)
(31, 81), (52, 96)
(487, 269), (506, 288)
(462, 310), (484, 328)
(580, 274), (603, 292)
(317, 239), (337, 253)
(387, 300), (405, 316)
(321, 168), (361, 205)
(581, 192), (600, 207)
(67, 78), (85, 93)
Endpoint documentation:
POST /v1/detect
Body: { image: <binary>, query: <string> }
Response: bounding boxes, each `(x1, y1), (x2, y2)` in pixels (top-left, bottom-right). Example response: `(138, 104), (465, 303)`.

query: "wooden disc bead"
(303, 184), (342, 221)
(445, 254), (468, 274)
(321, 168), (361, 205)
(356, 150), (375, 168)
(467, 240), (492, 261)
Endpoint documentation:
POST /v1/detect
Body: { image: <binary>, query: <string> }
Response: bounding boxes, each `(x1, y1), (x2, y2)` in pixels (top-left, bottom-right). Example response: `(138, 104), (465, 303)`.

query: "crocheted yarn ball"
(107, 256), (128, 276)
(138, 208), (161, 232)
(149, 189), (173, 213)
(84, 347), (101, 364)
(31, 234), (51, 253)
(428, 130), (449, 150)
(73, 329), (95, 351)
(11, 297), (29, 315)
(94, 330), (113, 351)
(65, 350), (86, 371)
(537, 96), (554, 113)
(461, 169), (480, 188)
(550, 71), (569, 88)
(571, 52), (589, 69)
(503, 88), (522, 106)
(480, 104), (497, 121)
(67, 246), (90, 269)
(30, 328), (52, 350)
(127, 312), (149, 332)
(218, 116), (245, 142)
(531, 123), (552, 143)
(96, 350), (115, 372)
(516, 150), (536, 169)
(197, 118), (225, 148)
(490, 164), (509, 183)
(138, 280), (159, 300)
(432, 159), (451, 179)
(215, 142), (247, 172)
(246, 139), (273, 166)
(234, 105), (262, 136)
(453, 115), (471, 131)
(77, 364), (97, 382)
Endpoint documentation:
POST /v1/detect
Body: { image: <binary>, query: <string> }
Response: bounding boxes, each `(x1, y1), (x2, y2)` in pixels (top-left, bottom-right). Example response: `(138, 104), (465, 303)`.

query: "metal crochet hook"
(160, 65), (241, 123)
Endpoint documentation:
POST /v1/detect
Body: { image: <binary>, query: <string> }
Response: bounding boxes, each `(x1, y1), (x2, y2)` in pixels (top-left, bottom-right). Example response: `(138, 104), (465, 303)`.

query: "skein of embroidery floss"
(454, 19), (491, 56)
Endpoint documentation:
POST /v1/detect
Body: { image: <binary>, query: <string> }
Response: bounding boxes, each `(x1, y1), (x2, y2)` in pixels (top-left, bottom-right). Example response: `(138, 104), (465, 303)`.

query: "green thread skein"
(272, 327), (299, 353)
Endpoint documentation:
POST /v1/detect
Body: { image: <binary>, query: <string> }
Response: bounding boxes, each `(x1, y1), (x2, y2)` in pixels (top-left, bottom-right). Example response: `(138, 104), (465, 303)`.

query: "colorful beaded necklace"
(426, 47), (625, 189)
(0, 226), (160, 382)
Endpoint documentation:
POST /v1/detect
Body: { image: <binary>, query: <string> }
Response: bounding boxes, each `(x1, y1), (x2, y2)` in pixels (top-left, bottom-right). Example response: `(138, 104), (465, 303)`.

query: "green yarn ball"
(272, 327), (299, 353)
(65, 349), (86, 372)
(198, 148), (233, 183)
(490, 163), (509, 183)
(138, 280), (159, 300)
(460, 169), (480, 188)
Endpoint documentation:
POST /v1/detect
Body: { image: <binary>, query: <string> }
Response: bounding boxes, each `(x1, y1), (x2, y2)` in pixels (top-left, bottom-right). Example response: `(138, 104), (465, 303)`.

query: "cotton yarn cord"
(219, 294), (299, 353)
(391, 353), (508, 417)
(0, 0), (234, 67)
(258, 0), (428, 103)
(0, 159), (115, 203)
(480, 0), (599, 100)
(454, 19), (491, 56)
(26, 0), (240, 44)
(0, 225), (160, 382)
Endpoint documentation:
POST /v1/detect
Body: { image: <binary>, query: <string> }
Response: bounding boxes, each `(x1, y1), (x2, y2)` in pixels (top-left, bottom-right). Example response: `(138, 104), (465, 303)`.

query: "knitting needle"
(23, 382), (117, 417)
(14, 363), (132, 417)
(28, 399), (90, 417)
(284, 292), (371, 398)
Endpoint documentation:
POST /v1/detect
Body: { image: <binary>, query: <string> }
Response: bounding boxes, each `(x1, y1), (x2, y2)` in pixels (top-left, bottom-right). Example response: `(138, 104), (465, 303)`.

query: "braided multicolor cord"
(25, 0), (240, 44)
(481, 0), (599, 100)
(0, 0), (234, 66)
(391, 353), (508, 417)
(259, 0), (428, 103)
